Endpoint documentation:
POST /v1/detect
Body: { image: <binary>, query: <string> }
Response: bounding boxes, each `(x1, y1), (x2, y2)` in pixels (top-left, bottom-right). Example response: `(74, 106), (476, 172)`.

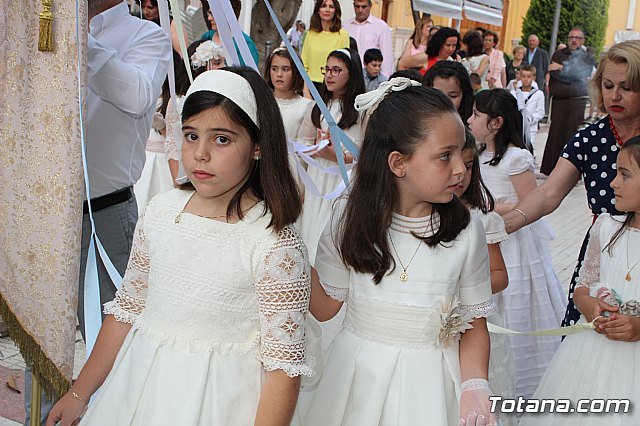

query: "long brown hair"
(180, 67), (301, 231)
(311, 49), (365, 130)
(309, 0), (342, 33)
(603, 136), (640, 254)
(410, 17), (433, 49)
(339, 86), (470, 283)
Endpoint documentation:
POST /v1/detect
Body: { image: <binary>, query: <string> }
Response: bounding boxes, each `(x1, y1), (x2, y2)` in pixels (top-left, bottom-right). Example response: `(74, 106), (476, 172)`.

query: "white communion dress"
(296, 210), (496, 426)
(521, 214), (640, 425)
(480, 147), (566, 400)
(297, 100), (363, 265)
(80, 189), (314, 425)
(474, 209), (517, 426)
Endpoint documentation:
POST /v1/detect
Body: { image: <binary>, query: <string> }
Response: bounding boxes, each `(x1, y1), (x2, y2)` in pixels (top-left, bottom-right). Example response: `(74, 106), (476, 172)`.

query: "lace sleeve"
(164, 96), (181, 161)
(576, 215), (604, 289)
(256, 227), (314, 378)
(103, 216), (149, 324)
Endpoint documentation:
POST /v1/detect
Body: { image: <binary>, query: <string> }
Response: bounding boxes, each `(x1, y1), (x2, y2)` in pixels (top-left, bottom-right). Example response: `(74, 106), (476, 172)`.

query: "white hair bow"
(354, 77), (422, 115)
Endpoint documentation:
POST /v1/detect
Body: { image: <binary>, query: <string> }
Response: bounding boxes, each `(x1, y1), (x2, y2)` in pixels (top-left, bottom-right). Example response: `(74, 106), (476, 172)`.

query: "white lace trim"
(322, 282), (348, 302)
(461, 378), (490, 391)
(103, 301), (139, 325)
(263, 356), (316, 378)
(459, 300), (497, 322)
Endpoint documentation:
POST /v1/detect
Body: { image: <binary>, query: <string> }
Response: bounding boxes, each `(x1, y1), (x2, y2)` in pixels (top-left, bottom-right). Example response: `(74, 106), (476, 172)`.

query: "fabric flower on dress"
(191, 41), (225, 69)
(429, 296), (474, 348)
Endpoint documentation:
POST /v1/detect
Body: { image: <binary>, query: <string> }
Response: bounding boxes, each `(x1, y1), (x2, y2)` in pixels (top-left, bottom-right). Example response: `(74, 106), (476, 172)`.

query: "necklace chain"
(626, 232), (640, 282)
(388, 231), (424, 283)
(175, 193), (258, 224)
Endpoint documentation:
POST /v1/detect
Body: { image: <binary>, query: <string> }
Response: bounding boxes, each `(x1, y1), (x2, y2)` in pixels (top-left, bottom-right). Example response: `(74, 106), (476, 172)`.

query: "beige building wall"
(605, 0), (640, 47)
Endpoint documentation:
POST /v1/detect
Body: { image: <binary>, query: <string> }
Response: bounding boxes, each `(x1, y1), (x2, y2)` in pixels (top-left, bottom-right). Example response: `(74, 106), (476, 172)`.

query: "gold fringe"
(38, 0), (54, 52)
(0, 295), (70, 400)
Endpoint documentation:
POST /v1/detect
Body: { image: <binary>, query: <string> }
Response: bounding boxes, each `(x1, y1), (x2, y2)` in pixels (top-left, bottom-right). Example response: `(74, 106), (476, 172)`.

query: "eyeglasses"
(568, 36), (584, 40)
(321, 66), (343, 76)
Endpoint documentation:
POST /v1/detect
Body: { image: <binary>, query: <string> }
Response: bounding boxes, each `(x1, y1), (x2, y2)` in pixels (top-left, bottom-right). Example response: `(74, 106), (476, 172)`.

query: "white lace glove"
(459, 378), (499, 426)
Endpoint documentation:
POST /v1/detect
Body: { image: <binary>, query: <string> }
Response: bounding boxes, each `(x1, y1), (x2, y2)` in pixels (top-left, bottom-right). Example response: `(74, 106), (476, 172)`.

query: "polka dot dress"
(559, 116), (623, 326)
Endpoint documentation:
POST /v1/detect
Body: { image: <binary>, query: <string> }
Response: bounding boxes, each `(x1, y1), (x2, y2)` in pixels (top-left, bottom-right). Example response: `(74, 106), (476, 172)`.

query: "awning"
(412, 0), (463, 20)
(463, 0), (503, 26)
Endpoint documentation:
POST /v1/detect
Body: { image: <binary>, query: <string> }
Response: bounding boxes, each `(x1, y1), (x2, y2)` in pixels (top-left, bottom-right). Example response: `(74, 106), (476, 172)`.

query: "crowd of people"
(21, 0), (640, 425)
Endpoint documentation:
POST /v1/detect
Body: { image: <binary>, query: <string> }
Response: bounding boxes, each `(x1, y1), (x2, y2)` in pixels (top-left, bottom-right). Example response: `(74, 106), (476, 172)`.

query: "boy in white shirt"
(511, 64), (545, 147)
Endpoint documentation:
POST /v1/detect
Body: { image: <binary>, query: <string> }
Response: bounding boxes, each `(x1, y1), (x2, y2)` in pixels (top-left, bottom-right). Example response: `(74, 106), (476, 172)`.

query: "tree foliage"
(522, 0), (609, 54)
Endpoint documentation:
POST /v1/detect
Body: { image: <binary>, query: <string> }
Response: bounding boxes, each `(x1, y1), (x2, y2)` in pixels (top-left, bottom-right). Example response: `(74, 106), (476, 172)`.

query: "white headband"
(185, 70), (259, 128)
(335, 48), (351, 59)
(354, 77), (422, 115)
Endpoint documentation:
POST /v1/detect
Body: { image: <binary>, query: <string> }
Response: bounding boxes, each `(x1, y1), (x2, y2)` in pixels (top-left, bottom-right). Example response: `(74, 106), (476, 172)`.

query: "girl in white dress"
(298, 48), (366, 265)
(264, 47), (312, 194)
(468, 88), (565, 400)
(47, 68), (314, 426)
(454, 129), (517, 425)
(520, 137), (640, 425)
(299, 79), (499, 426)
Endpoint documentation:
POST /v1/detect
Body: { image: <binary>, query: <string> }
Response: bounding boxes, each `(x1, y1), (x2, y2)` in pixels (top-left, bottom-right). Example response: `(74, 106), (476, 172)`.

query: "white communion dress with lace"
(521, 214), (640, 426)
(80, 189), (314, 425)
(295, 210), (496, 426)
(480, 147), (565, 400)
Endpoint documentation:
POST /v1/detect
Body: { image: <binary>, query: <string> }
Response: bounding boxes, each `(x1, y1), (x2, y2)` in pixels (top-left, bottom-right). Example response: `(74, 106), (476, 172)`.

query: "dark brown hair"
(264, 48), (305, 94)
(339, 86), (470, 283)
(180, 67), (301, 231)
(483, 30), (499, 46)
(309, 0), (342, 33)
(201, 0), (242, 30)
(460, 128), (495, 213)
(311, 49), (365, 130)
(426, 27), (460, 59)
(604, 135), (640, 255)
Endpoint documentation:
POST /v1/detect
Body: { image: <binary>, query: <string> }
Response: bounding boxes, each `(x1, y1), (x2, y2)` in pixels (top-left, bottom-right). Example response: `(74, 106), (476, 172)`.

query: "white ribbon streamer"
(488, 321), (596, 337)
(355, 77), (422, 115)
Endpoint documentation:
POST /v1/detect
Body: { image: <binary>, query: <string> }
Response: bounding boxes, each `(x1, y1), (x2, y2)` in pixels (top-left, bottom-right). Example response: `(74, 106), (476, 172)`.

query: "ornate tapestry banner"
(0, 0), (85, 398)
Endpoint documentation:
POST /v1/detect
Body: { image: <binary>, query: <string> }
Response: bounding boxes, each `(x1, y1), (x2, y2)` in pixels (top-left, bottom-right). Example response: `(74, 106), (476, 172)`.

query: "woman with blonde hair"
(506, 45), (526, 84)
(399, 17), (433, 62)
(500, 40), (640, 330)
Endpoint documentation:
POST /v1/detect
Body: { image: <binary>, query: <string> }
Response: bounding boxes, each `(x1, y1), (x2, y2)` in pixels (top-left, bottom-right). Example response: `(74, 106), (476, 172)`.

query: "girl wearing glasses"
(301, 0), (350, 90)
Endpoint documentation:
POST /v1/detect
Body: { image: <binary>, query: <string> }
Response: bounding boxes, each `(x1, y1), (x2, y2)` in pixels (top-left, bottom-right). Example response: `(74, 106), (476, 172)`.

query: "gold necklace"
(175, 193), (258, 224)
(388, 231), (423, 282)
(626, 232), (640, 282)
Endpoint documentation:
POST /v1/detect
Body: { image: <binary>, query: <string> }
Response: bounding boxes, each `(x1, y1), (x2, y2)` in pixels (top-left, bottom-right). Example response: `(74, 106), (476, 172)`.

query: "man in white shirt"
(343, 0), (394, 77)
(25, 1), (171, 422)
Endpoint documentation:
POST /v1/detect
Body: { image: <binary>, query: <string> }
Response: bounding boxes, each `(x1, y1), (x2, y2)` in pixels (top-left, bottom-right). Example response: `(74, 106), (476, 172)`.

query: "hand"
(459, 379), (499, 426)
(46, 391), (87, 426)
(600, 313), (640, 342)
(573, 293), (618, 334)
(488, 78), (496, 89)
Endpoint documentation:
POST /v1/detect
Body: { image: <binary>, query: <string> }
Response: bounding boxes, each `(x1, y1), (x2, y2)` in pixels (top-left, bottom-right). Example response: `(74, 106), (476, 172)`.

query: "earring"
(254, 156), (260, 160)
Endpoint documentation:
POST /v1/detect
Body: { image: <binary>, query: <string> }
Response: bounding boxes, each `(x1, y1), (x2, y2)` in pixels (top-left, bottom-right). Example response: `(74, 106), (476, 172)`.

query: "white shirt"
(87, 2), (171, 198)
(342, 15), (394, 77)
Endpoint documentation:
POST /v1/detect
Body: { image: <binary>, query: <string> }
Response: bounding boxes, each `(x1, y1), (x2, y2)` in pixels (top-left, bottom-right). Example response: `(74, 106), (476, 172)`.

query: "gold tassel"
(38, 0), (54, 52)
(0, 294), (70, 400)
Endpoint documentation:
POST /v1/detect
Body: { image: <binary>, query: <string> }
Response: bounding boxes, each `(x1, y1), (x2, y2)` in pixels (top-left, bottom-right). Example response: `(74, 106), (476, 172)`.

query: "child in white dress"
(47, 68), (314, 426)
(454, 129), (517, 425)
(468, 88), (565, 400)
(521, 136), (640, 425)
(299, 79), (499, 426)
(297, 48), (366, 265)
(264, 47), (312, 194)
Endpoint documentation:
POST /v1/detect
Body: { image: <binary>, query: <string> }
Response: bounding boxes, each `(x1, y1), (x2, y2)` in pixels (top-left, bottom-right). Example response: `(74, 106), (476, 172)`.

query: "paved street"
(0, 122), (593, 424)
